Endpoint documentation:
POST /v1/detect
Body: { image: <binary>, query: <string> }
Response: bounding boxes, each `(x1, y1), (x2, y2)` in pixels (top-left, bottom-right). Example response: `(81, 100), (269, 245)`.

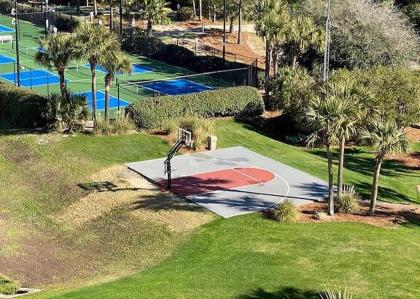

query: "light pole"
(222, 0), (226, 65)
(11, 3), (20, 87)
(119, 0), (123, 39)
(323, 0), (331, 83)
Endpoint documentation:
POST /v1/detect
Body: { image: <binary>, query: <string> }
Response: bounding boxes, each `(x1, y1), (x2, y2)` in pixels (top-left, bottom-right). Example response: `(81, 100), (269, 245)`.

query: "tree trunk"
(229, 18), (234, 34)
(104, 82), (110, 125)
(109, 0), (113, 31)
(292, 55), (298, 69)
(369, 157), (383, 215)
(237, 0), (242, 44)
(264, 41), (271, 101)
(326, 144), (334, 215)
(213, 4), (216, 22)
(58, 69), (66, 99)
(337, 136), (345, 199)
(146, 19), (152, 36)
(93, 0), (98, 16)
(192, 0), (196, 19)
(90, 64), (97, 127)
(76, 0), (81, 15)
(199, 0), (202, 21)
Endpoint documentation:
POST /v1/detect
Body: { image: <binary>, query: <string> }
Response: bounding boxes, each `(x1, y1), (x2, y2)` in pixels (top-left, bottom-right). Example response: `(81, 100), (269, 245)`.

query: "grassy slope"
(37, 120), (420, 299)
(41, 215), (420, 299)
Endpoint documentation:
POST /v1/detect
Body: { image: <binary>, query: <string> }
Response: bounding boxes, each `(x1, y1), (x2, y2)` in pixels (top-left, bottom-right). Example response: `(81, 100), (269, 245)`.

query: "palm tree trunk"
(58, 69), (66, 99)
(93, 0), (98, 16)
(337, 136), (345, 199)
(264, 41), (271, 101)
(237, 0), (242, 44)
(212, 4), (216, 22)
(76, 0), (81, 15)
(192, 0), (196, 19)
(326, 144), (334, 215)
(199, 0), (202, 21)
(146, 19), (152, 36)
(104, 82), (110, 125)
(369, 156), (383, 215)
(90, 64), (97, 127)
(229, 18), (234, 34)
(292, 55), (298, 69)
(109, 0), (114, 31)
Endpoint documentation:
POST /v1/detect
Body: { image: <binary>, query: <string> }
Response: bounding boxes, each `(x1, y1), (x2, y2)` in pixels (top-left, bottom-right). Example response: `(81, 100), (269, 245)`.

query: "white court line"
(232, 167), (265, 184)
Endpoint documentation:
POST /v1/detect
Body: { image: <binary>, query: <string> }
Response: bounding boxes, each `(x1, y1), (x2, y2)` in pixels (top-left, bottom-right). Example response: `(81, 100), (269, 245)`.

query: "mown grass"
(40, 215), (420, 299)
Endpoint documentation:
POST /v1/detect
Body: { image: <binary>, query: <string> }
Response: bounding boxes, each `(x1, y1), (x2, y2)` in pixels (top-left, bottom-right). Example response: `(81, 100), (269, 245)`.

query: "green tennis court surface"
(0, 13), (247, 114)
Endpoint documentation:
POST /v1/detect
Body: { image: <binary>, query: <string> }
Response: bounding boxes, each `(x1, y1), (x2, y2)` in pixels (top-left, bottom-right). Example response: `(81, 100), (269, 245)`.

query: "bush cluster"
(176, 7), (195, 21)
(0, 275), (20, 295)
(0, 83), (49, 128)
(266, 199), (300, 223)
(55, 15), (80, 32)
(126, 86), (264, 130)
(165, 117), (215, 149)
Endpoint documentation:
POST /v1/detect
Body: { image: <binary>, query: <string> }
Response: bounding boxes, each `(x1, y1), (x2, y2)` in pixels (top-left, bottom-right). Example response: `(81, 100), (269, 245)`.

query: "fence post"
(117, 78), (120, 112)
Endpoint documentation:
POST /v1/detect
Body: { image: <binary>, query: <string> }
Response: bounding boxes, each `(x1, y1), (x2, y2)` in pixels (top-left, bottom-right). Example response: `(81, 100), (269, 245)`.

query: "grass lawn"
(40, 215), (420, 299)
(11, 119), (414, 299)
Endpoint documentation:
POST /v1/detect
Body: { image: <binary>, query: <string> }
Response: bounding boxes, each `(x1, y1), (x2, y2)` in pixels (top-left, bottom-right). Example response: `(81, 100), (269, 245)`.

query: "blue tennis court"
(83, 63), (153, 74)
(78, 91), (130, 110)
(0, 54), (15, 64)
(141, 79), (213, 96)
(0, 69), (61, 87)
(0, 25), (14, 32)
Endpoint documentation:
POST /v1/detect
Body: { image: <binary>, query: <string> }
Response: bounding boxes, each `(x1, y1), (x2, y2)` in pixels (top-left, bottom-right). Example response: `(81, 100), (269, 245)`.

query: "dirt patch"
(406, 127), (420, 142)
(297, 201), (420, 228)
(0, 140), (36, 164)
(56, 166), (213, 231)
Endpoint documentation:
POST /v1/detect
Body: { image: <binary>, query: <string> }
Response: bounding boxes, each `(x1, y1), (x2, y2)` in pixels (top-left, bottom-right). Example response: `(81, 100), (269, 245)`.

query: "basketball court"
(127, 146), (328, 218)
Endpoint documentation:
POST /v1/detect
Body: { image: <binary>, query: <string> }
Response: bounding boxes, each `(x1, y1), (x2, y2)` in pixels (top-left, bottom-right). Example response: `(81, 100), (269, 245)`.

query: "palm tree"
(94, 0), (98, 16)
(35, 34), (79, 99)
(138, 0), (170, 36)
(286, 15), (324, 68)
(74, 24), (121, 126)
(327, 83), (364, 199)
(252, 0), (289, 98)
(99, 52), (131, 124)
(361, 121), (409, 215)
(304, 95), (347, 215)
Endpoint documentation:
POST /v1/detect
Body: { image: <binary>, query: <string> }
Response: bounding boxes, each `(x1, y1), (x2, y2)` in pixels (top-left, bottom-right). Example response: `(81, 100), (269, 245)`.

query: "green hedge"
(0, 83), (48, 128)
(126, 86), (264, 130)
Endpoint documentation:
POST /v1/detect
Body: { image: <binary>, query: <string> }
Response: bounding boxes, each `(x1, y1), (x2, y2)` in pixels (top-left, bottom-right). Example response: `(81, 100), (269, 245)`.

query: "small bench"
(0, 35), (13, 44)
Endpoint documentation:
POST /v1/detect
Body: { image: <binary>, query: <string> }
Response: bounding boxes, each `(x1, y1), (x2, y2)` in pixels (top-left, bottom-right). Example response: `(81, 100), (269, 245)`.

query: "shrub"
(320, 286), (353, 299)
(126, 87), (264, 130)
(0, 275), (20, 295)
(0, 83), (49, 128)
(166, 117), (214, 149)
(267, 199), (300, 223)
(55, 15), (80, 32)
(161, 44), (195, 67)
(337, 187), (360, 214)
(176, 7), (195, 21)
(58, 92), (89, 133)
(303, 0), (419, 69)
(96, 113), (135, 135)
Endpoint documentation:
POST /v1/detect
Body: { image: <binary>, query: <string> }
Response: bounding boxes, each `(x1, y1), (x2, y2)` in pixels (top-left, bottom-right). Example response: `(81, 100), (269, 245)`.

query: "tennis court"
(78, 90), (131, 110)
(127, 146), (329, 218)
(0, 69), (61, 87)
(141, 79), (213, 96)
(83, 63), (153, 74)
(0, 24), (14, 32)
(0, 54), (15, 64)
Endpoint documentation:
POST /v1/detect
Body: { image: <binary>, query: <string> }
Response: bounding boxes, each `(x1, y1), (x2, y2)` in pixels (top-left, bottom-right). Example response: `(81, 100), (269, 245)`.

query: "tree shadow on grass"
(237, 286), (320, 299)
(354, 181), (418, 205)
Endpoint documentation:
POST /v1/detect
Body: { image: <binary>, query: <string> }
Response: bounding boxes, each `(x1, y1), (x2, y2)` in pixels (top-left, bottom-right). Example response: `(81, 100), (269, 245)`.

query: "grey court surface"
(126, 146), (328, 218)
